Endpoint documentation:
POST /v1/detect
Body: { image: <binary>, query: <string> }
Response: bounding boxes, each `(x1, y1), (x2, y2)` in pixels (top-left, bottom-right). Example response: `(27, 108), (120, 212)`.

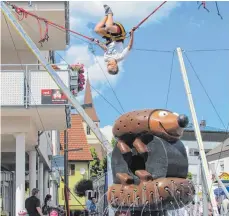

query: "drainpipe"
(35, 131), (43, 190)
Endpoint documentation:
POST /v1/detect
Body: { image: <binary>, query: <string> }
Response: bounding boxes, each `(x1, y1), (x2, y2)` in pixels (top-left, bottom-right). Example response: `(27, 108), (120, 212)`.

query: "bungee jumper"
(93, 5), (134, 75)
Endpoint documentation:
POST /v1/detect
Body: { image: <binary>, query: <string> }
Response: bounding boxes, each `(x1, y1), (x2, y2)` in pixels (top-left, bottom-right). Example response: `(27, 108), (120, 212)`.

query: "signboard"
(41, 89), (68, 104)
(219, 172), (229, 180)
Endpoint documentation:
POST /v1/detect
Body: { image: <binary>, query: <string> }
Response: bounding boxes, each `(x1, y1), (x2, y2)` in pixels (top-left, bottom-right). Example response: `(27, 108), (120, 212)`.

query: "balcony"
(1, 1), (69, 51)
(1, 64), (72, 133)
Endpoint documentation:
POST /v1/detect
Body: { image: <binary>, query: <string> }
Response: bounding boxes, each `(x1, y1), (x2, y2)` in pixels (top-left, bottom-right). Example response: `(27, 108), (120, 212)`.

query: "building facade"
(207, 138), (229, 178)
(1, 2), (70, 215)
(181, 120), (228, 185)
(82, 79), (106, 159)
(58, 114), (93, 213)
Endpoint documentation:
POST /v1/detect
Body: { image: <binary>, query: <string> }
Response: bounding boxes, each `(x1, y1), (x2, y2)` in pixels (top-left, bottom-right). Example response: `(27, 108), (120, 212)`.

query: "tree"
(111, 137), (117, 148)
(187, 172), (193, 180)
(74, 179), (93, 197)
(90, 147), (102, 177)
(100, 155), (107, 173)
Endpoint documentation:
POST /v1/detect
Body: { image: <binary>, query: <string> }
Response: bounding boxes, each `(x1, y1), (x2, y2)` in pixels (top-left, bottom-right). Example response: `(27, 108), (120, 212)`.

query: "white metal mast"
(176, 47), (219, 216)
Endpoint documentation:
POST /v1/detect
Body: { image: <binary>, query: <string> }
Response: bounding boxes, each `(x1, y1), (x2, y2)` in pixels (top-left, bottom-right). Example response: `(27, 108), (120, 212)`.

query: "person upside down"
(94, 4), (134, 75)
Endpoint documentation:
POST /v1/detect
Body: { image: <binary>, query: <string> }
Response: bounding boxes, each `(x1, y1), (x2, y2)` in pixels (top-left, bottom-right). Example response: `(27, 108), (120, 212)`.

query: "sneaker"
(103, 4), (113, 16)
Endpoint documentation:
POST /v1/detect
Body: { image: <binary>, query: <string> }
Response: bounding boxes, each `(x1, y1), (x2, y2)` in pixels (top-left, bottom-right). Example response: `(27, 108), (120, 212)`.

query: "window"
(87, 125), (91, 135)
(68, 164), (75, 176)
(220, 161), (224, 172)
(189, 148), (199, 156)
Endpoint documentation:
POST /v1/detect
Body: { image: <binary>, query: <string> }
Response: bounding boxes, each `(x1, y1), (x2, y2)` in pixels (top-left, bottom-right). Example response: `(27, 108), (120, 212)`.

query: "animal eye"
(159, 111), (168, 117)
(173, 112), (179, 116)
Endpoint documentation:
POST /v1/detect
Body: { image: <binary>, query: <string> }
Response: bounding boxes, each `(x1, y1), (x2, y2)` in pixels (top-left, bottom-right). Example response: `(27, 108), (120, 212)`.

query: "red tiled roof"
(60, 114), (93, 161)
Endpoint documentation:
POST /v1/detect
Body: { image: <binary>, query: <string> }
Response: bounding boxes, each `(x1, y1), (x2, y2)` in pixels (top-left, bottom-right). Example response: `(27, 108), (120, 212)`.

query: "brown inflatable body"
(107, 109), (195, 215)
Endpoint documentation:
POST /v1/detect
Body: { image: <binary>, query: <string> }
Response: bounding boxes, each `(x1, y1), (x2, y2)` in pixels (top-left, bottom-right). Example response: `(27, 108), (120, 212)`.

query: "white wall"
(182, 140), (221, 150)
(38, 131), (52, 168)
(52, 130), (60, 156)
(183, 139), (222, 185)
(9, 1), (65, 11)
(208, 157), (229, 176)
(1, 50), (49, 70)
(83, 122), (100, 145)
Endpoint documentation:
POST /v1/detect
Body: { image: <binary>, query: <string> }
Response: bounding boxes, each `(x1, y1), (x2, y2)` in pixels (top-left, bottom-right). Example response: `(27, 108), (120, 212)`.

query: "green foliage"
(74, 179), (93, 197)
(89, 147), (102, 177)
(100, 155), (107, 173)
(111, 137), (117, 148)
(187, 172), (193, 180)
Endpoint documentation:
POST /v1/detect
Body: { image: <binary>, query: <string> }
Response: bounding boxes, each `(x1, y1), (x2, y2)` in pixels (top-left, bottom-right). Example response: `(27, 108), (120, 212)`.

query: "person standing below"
(86, 197), (97, 215)
(222, 198), (229, 216)
(42, 194), (52, 215)
(25, 188), (43, 216)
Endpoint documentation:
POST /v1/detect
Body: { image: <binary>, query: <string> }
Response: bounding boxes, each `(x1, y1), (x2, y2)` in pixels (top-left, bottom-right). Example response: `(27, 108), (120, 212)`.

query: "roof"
(185, 123), (226, 133)
(207, 138), (229, 156)
(60, 114), (93, 161)
(84, 78), (99, 122)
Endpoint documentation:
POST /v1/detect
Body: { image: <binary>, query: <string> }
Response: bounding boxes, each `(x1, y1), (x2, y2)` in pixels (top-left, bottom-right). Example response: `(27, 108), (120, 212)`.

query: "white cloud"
(70, 1), (180, 30)
(60, 44), (124, 101)
(100, 125), (114, 142)
(63, 2), (180, 100)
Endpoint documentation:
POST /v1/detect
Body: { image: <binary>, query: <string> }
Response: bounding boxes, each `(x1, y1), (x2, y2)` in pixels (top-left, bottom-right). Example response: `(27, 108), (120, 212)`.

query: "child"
(94, 5), (134, 75)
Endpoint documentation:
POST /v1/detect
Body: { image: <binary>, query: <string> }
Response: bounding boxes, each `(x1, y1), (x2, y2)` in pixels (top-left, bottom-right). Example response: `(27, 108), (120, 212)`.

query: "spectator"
(25, 188), (43, 216)
(86, 197), (97, 215)
(42, 194), (52, 215)
(222, 198), (229, 216)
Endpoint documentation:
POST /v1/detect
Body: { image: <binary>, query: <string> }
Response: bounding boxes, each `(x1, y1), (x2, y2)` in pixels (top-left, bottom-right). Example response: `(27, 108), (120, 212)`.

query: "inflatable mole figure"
(107, 109), (195, 215)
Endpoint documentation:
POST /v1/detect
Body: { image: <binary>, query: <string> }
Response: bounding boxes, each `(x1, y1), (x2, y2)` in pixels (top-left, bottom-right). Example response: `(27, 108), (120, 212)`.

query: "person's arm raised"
(127, 29), (135, 51)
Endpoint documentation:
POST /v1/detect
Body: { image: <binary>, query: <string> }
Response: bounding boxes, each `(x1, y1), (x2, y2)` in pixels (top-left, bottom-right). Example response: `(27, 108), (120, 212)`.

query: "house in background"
(207, 138), (229, 180)
(181, 120), (228, 184)
(82, 79), (106, 159)
(1, 1), (69, 215)
(58, 114), (93, 213)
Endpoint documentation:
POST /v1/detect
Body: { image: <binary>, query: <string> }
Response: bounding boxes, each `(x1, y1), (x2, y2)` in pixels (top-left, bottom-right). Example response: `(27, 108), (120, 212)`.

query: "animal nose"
(177, 114), (189, 128)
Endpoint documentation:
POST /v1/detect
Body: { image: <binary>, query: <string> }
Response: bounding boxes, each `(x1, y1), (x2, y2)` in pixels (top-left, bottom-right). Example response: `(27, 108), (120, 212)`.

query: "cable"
(165, 50), (175, 108)
(90, 84), (123, 115)
(92, 53), (125, 114)
(215, 1), (223, 19)
(9, 7), (113, 150)
(133, 48), (173, 53)
(133, 1), (167, 31)
(54, 51), (123, 115)
(19, 13), (125, 115)
(184, 52), (227, 130)
(185, 48), (229, 53)
(183, 52), (229, 194)
(8, 1), (168, 44)
(3, 13), (86, 209)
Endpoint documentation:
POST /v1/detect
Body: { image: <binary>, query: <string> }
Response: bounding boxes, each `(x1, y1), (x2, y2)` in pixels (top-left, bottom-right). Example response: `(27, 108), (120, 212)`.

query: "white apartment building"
(207, 138), (229, 183)
(1, 2), (72, 215)
(181, 120), (228, 184)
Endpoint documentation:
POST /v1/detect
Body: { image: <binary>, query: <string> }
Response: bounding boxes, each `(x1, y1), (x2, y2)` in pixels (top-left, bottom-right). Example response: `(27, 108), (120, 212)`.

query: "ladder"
(1, 1), (113, 154)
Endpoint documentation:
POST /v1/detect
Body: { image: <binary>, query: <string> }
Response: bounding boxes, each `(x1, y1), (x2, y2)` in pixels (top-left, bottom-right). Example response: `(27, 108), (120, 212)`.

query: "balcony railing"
(1, 64), (73, 107)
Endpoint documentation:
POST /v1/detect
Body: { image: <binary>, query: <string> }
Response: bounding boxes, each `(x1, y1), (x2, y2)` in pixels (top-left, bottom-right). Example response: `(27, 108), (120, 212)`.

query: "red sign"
(41, 89), (68, 104)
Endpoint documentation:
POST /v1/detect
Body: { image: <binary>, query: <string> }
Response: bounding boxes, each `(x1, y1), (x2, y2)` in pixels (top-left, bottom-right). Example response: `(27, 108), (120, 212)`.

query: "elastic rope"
(9, 2), (168, 45)
(133, 1), (167, 31)
(10, 3), (96, 43)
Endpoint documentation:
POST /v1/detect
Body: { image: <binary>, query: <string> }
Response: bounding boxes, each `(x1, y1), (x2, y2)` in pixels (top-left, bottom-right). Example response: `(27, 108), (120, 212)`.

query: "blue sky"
(56, 1), (229, 139)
